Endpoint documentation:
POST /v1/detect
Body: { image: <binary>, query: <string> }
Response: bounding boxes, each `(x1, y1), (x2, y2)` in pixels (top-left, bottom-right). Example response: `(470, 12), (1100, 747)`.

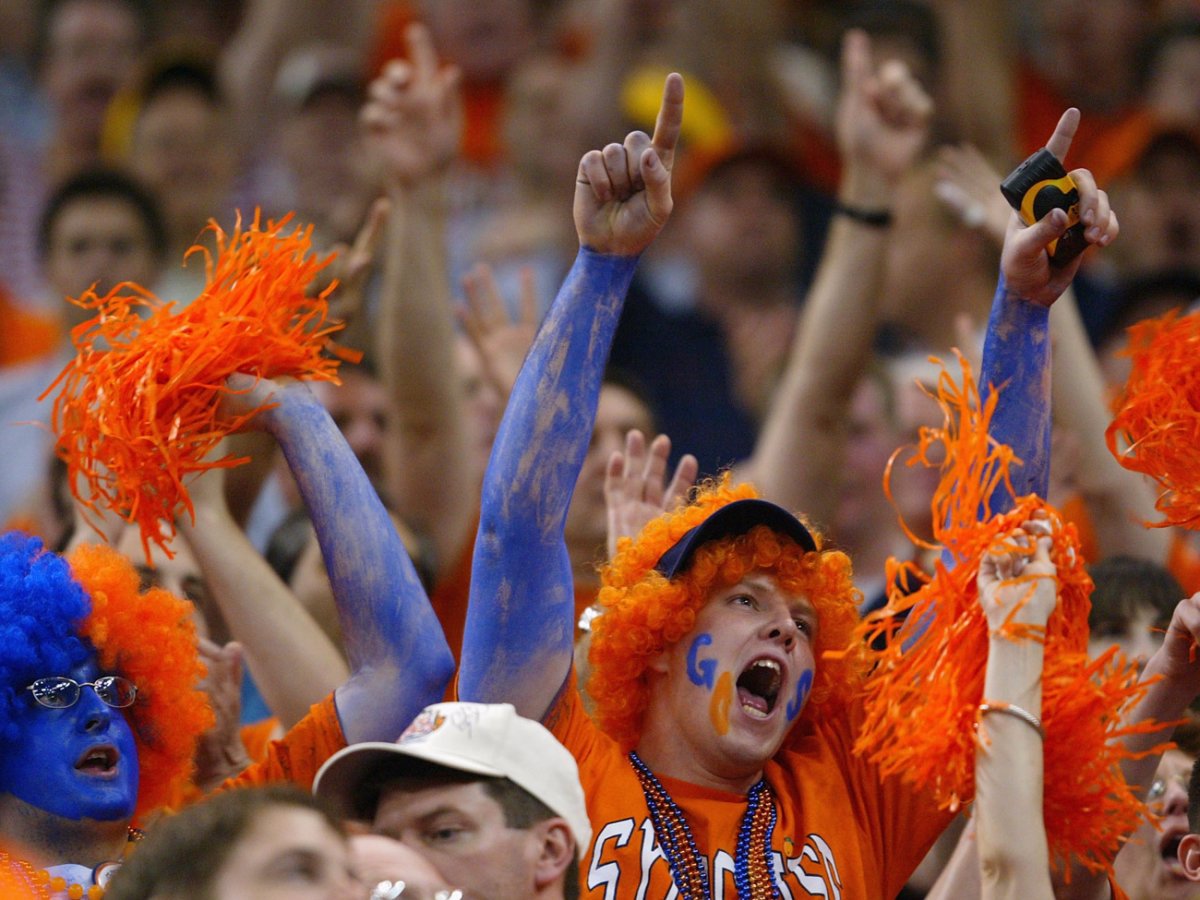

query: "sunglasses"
(26, 675), (138, 710)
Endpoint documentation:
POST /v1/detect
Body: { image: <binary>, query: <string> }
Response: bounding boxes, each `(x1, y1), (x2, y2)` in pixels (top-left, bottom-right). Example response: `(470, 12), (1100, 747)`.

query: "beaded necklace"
(629, 752), (780, 898)
(0, 826), (141, 899)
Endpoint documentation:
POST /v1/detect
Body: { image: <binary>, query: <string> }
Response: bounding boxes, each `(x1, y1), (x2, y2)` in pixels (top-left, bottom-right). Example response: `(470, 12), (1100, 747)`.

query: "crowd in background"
(4, 1), (1200, 898)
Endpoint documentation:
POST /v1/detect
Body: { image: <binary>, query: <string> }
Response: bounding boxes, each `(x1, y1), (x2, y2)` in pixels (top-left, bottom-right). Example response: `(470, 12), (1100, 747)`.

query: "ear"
(1181, 833), (1200, 881)
(531, 818), (575, 890)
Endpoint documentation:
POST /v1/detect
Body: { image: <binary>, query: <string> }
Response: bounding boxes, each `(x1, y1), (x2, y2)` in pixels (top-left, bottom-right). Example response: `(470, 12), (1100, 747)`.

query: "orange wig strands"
(69, 543), (214, 821)
(43, 212), (359, 558)
(588, 476), (868, 750)
(1106, 308), (1200, 529)
(854, 353), (1163, 876)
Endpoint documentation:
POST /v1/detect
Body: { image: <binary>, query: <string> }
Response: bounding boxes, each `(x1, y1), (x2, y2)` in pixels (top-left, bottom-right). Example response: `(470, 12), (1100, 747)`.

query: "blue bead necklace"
(629, 752), (780, 898)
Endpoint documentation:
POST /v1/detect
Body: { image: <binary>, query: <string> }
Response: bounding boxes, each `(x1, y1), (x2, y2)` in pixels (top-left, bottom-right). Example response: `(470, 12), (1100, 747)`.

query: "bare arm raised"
(363, 24), (476, 582)
(741, 29), (931, 522)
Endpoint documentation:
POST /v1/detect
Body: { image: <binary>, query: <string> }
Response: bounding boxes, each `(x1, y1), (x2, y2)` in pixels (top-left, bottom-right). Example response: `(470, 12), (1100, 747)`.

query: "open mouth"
(75, 745), (119, 777)
(736, 658), (782, 719)
(1159, 828), (1187, 877)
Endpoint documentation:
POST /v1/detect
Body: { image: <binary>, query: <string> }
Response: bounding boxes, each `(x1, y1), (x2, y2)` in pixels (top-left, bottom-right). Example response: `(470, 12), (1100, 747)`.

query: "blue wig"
(0, 532), (91, 743)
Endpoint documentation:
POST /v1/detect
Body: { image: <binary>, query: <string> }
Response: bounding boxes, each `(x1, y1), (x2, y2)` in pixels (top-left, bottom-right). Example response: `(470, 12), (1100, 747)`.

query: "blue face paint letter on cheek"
(686, 633), (716, 689)
(786, 668), (814, 722)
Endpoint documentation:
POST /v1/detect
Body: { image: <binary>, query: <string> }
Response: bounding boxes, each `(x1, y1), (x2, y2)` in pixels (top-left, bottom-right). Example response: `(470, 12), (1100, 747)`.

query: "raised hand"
(361, 23), (463, 188)
(458, 262), (540, 401)
(325, 197), (390, 326)
(605, 429), (698, 560)
(573, 73), (683, 256)
(192, 638), (252, 791)
(1000, 109), (1119, 307)
(935, 143), (1011, 246)
(836, 29), (932, 203)
(976, 514), (1059, 633)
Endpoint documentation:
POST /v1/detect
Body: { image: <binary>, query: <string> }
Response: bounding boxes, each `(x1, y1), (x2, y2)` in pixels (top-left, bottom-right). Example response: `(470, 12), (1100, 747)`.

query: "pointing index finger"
(405, 22), (439, 84)
(1045, 107), (1080, 163)
(650, 73), (685, 171)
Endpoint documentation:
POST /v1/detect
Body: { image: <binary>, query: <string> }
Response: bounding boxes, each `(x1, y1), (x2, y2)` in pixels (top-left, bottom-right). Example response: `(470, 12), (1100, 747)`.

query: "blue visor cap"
(652, 499), (818, 579)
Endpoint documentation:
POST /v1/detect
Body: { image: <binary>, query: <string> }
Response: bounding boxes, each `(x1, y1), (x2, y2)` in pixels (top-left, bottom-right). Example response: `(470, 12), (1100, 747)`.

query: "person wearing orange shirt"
(458, 25), (1125, 897)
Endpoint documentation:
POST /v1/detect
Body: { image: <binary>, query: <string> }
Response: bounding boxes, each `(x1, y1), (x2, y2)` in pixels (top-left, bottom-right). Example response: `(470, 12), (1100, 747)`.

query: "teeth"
(741, 703), (769, 719)
(753, 660), (780, 674)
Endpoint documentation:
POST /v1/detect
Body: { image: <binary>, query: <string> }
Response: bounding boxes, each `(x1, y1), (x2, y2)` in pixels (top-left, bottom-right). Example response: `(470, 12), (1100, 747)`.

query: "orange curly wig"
(69, 543), (214, 820)
(588, 477), (868, 749)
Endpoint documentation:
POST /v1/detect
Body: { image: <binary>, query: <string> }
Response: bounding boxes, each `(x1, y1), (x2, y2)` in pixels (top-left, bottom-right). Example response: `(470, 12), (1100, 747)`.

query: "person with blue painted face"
(0, 355), (456, 896)
(0, 532), (211, 896)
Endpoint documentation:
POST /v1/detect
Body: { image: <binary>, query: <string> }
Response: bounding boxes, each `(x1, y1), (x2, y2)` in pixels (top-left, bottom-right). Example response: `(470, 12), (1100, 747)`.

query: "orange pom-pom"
(1106, 308), (1200, 529)
(854, 352), (1165, 876)
(43, 211), (360, 559)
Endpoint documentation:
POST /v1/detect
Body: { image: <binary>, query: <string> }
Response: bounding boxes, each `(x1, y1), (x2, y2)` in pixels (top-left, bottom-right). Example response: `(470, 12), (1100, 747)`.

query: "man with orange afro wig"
(0, 532), (211, 896)
(458, 21), (1126, 895)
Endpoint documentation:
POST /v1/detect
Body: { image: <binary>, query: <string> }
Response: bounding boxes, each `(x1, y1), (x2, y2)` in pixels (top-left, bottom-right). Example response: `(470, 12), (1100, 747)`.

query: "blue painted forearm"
(269, 390), (453, 742)
(978, 273), (1051, 514)
(460, 249), (639, 713)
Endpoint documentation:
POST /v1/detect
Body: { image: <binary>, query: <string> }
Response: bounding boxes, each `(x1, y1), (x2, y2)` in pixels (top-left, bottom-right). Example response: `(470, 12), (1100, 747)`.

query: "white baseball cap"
(314, 702), (591, 857)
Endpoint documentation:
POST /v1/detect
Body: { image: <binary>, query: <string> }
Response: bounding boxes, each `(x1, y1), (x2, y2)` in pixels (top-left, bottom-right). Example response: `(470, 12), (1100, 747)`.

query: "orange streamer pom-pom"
(42, 211), (359, 558)
(1106, 308), (1200, 529)
(854, 352), (1165, 876)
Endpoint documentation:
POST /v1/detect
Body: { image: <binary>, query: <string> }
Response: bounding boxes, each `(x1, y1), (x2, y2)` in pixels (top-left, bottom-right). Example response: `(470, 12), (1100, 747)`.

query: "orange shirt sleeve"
(217, 694), (346, 794)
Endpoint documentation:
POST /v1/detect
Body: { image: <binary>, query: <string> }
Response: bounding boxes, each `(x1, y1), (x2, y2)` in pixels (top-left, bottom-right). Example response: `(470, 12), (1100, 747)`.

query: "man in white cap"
(313, 701), (589, 900)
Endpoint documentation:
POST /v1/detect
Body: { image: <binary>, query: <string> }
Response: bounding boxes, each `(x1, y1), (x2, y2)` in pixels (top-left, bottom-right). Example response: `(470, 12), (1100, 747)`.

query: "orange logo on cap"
(399, 710), (445, 742)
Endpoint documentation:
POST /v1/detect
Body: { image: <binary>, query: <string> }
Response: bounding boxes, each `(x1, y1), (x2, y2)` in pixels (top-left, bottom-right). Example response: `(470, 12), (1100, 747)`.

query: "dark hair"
(1087, 555), (1182, 636)
(1139, 17), (1200, 93)
(481, 779), (579, 900)
(352, 760), (580, 900)
(601, 365), (660, 436)
(139, 57), (222, 109)
(105, 785), (344, 900)
(37, 167), (168, 262)
(1190, 754), (1200, 834)
(844, 0), (941, 73)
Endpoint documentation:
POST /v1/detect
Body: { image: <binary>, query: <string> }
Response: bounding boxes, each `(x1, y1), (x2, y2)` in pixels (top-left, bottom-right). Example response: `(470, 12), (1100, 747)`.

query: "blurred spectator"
(272, 44), (374, 246)
(1144, 18), (1200, 129)
(1, 168), (166, 529)
(1112, 747), (1199, 900)
(611, 145), (811, 475)
(1087, 555), (1183, 671)
(106, 784), (360, 900)
(120, 54), (238, 301)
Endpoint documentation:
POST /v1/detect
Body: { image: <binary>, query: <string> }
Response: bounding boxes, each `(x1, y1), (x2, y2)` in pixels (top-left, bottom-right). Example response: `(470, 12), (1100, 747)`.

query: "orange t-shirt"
(218, 694), (346, 794)
(548, 685), (953, 898)
(0, 282), (60, 368)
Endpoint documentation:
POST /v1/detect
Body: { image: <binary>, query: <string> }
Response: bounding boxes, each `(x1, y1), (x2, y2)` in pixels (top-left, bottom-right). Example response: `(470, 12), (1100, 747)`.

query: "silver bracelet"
(978, 701), (1045, 739)
(577, 603), (603, 633)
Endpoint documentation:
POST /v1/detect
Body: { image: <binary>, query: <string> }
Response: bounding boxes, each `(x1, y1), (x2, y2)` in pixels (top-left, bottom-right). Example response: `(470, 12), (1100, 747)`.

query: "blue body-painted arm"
(978, 272), (1052, 514)
(266, 388), (454, 743)
(459, 249), (639, 720)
